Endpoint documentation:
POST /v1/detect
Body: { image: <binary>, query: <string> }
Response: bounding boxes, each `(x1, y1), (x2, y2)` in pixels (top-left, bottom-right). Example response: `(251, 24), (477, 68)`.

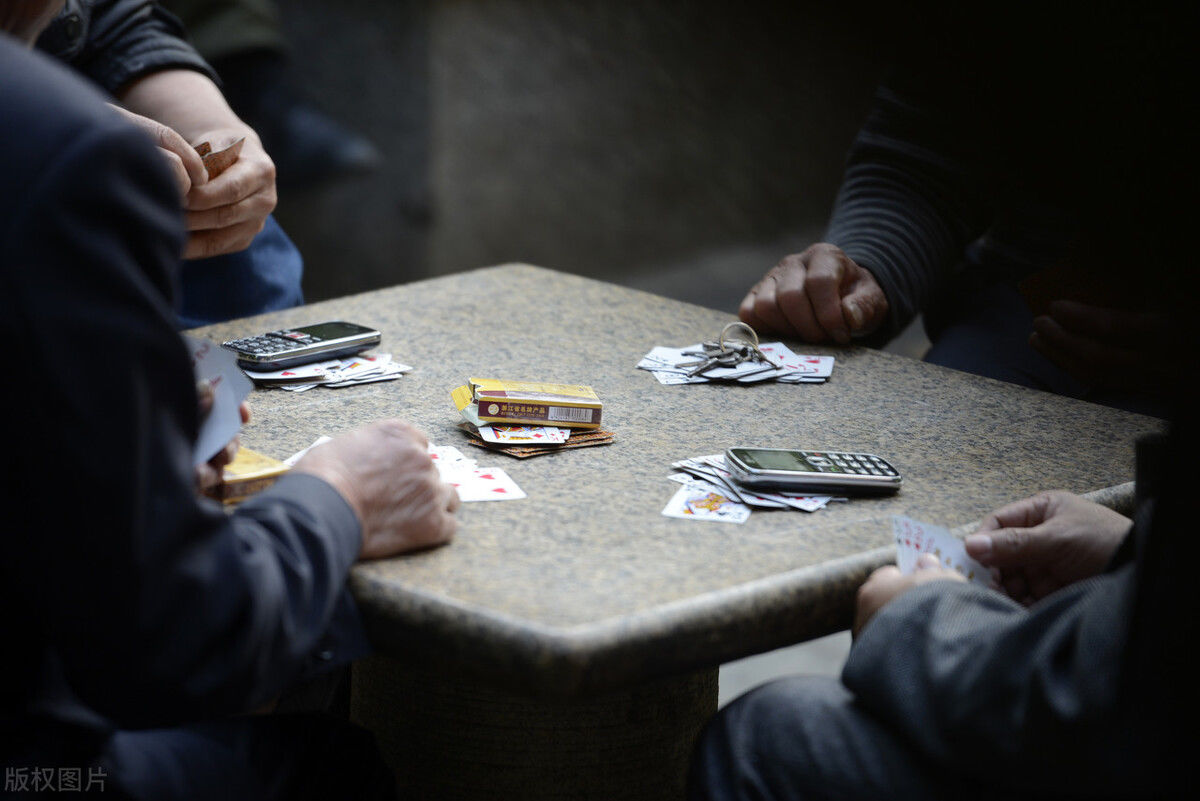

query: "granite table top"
(194, 264), (1164, 697)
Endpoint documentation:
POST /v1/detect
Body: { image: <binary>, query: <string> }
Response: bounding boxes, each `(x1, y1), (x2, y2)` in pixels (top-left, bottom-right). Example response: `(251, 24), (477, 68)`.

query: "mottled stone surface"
(194, 265), (1163, 697)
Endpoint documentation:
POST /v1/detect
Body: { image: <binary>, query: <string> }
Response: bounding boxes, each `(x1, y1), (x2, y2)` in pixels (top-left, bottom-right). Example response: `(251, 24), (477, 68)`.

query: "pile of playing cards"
(637, 341), (834, 385)
(456, 422), (616, 459)
(242, 353), (411, 391)
(892, 516), (992, 587)
(663, 454), (846, 523)
(450, 385), (615, 458)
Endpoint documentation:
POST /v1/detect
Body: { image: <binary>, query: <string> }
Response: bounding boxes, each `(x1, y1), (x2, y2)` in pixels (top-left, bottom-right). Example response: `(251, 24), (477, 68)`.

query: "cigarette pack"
(455, 378), (603, 429)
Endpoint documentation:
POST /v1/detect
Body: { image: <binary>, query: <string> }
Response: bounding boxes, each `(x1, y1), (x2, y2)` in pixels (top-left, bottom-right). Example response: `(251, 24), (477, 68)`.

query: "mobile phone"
(724, 447), (902, 495)
(221, 321), (381, 370)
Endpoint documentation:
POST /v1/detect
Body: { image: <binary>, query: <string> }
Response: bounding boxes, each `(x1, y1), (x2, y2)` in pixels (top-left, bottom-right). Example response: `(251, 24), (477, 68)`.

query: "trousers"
(177, 214), (304, 329)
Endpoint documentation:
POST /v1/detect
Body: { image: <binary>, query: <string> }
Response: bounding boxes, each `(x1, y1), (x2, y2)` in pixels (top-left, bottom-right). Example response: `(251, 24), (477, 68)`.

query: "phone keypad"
(223, 333), (307, 357)
(817, 452), (898, 477)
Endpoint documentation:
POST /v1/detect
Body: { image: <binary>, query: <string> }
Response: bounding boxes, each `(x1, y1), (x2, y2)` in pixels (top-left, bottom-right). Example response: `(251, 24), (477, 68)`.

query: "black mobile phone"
(221, 321), (381, 370)
(724, 447), (902, 495)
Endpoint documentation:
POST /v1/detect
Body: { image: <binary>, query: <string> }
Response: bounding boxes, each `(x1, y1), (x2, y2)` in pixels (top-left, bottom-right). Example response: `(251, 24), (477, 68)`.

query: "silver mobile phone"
(221, 321), (381, 370)
(724, 447), (902, 495)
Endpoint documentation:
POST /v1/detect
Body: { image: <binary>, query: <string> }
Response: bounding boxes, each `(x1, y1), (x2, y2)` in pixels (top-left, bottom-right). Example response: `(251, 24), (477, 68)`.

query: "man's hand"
(183, 128), (277, 259)
(1030, 301), (1171, 391)
(853, 555), (965, 637)
(108, 104), (208, 199)
(116, 69), (278, 259)
(739, 243), (889, 344)
(292, 420), (459, 560)
(964, 491), (1131, 606)
(194, 381), (250, 493)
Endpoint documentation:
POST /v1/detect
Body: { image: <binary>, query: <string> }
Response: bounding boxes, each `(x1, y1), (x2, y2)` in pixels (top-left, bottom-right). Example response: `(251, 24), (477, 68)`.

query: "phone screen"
(730, 448), (818, 472)
(295, 321), (375, 341)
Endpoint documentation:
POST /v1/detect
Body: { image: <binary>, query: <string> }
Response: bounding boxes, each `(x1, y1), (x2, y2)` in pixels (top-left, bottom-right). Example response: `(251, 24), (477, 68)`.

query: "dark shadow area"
(275, 1), (882, 305)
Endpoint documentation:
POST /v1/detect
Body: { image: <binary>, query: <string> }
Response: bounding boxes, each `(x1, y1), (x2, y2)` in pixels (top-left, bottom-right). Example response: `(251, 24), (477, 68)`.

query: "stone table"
(196, 264), (1163, 800)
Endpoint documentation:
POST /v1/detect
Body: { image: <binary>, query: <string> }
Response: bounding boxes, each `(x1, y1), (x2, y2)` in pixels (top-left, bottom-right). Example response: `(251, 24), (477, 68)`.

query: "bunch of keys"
(674, 322), (780, 378)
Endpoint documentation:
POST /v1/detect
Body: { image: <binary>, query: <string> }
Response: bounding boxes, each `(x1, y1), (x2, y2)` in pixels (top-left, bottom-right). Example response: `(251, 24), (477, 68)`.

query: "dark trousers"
(177, 214), (304, 329)
(923, 281), (1165, 418)
(688, 676), (1023, 801)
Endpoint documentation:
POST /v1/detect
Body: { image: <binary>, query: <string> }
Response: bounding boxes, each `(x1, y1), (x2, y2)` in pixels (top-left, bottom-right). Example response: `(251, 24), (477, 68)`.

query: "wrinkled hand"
(108, 104), (208, 199)
(183, 128), (277, 259)
(292, 420), (459, 559)
(1030, 301), (1171, 390)
(965, 491), (1131, 605)
(853, 555), (965, 637)
(739, 243), (889, 344)
(194, 381), (251, 493)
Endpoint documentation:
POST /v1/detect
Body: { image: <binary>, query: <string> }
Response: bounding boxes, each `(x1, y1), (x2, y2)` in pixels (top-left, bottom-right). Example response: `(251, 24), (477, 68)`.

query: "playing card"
(476, 425), (571, 445)
(197, 137), (244, 179)
(892, 515), (992, 587)
(188, 336), (253, 465)
(637, 341), (833, 385)
(449, 466), (527, 502)
(283, 435), (334, 467)
(242, 359), (339, 384)
(661, 485), (750, 524)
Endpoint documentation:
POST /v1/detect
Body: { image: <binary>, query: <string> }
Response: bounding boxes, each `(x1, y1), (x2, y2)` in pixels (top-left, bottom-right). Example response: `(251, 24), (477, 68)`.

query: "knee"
(688, 677), (847, 801)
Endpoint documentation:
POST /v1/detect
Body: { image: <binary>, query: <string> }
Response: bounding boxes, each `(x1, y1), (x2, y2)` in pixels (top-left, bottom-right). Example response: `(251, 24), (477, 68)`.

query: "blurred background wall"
(273, 0), (884, 311)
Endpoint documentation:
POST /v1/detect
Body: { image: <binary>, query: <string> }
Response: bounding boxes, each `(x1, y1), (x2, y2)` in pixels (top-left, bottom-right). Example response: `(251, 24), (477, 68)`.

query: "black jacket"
(0, 36), (365, 769)
(36, 0), (216, 96)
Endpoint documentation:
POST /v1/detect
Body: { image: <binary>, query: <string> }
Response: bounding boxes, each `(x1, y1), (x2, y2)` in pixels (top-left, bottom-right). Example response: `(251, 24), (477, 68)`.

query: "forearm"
(825, 81), (992, 337)
(843, 573), (1151, 796)
(118, 68), (250, 143)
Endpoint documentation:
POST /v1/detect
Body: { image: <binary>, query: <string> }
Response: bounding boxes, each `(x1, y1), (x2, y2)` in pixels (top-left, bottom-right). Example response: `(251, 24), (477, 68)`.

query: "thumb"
(965, 526), (1046, 567)
(841, 275), (888, 335)
(110, 105), (207, 188)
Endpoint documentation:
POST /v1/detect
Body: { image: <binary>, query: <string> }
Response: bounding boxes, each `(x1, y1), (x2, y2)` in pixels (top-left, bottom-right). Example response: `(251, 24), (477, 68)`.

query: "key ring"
(717, 322), (771, 364)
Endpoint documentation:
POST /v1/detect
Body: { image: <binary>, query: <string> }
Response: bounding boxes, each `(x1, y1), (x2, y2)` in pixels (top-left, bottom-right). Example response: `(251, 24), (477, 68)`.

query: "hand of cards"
(243, 353), (411, 391)
(892, 515), (993, 588)
(638, 341), (833, 385)
(194, 138), (244, 179)
(663, 453), (846, 523)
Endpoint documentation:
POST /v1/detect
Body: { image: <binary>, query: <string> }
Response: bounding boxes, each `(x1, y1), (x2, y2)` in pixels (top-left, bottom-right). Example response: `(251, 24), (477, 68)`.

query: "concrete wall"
(278, 1), (882, 301)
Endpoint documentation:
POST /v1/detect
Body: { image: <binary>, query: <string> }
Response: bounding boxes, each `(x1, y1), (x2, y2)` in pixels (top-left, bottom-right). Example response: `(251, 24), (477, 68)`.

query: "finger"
(184, 220), (264, 260)
(195, 463), (221, 493)
(186, 160), (273, 211)
(738, 287), (764, 329)
(801, 249), (852, 343)
(161, 149), (192, 198)
(965, 525), (1050, 568)
(196, 380), (214, 417)
(185, 191), (276, 232)
(446, 482), (462, 513)
(1031, 316), (1141, 378)
(1047, 301), (1166, 345)
(915, 553), (941, 570)
(239, 402), (251, 425)
(153, 126), (208, 189)
(744, 273), (796, 336)
(974, 493), (1053, 534)
(841, 270), (889, 336)
(773, 262), (827, 342)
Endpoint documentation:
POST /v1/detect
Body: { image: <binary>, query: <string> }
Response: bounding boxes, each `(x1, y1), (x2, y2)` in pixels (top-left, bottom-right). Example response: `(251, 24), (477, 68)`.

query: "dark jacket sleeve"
(37, 0), (217, 96)
(1, 62), (365, 728)
(824, 71), (994, 340)
(841, 473), (1193, 797)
